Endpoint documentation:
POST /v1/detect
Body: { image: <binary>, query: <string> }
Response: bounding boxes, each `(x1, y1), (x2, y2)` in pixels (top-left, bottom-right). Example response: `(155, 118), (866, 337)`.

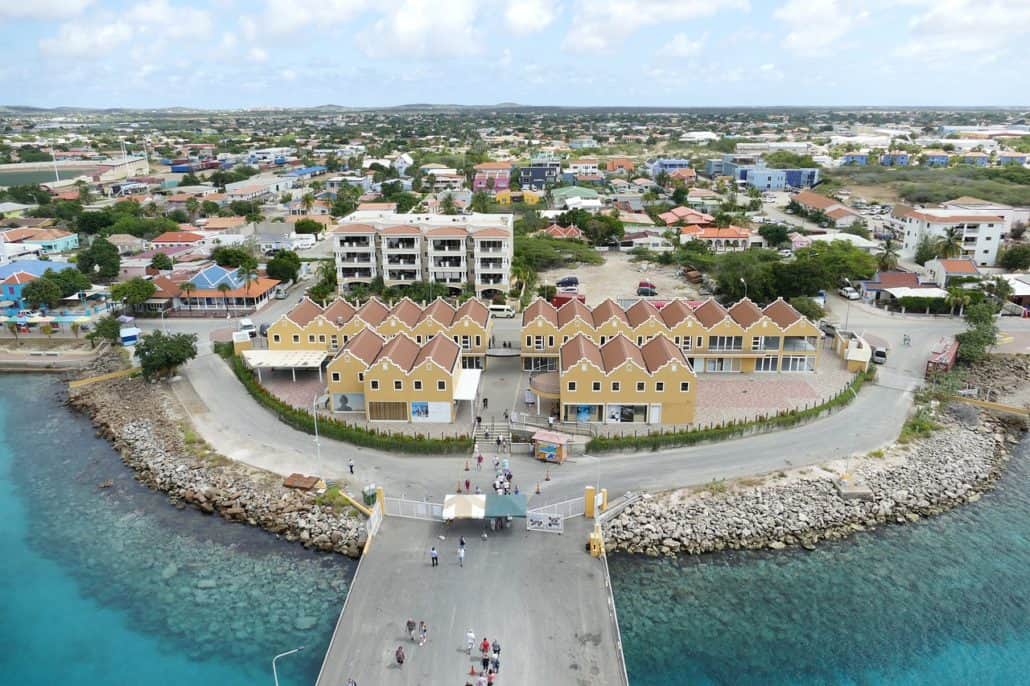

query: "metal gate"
(384, 497), (444, 521)
(526, 511), (564, 534)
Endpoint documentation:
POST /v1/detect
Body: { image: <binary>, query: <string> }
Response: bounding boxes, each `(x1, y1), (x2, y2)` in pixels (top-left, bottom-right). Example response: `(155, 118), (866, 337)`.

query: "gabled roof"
(286, 297), (325, 326)
(388, 298), (423, 327)
(560, 333), (603, 373)
(727, 298), (764, 328)
(591, 298), (628, 327)
(522, 298), (557, 326)
(334, 223), (377, 235)
(151, 275), (182, 299)
(658, 299), (696, 328)
(1, 271), (37, 286)
(640, 335), (689, 373)
(863, 271), (921, 290)
(322, 298), (357, 324)
(557, 298), (592, 327)
(152, 231), (203, 243)
(599, 334), (645, 371)
(412, 334), (460, 371)
(762, 298), (803, 328)
(693, 299), (729, 327)
(374, 333), (420, 369)
(454, 298), (489, 326)
(625, 299), (661, 327)
(355, 298), (390, 325)
(339, 328), (385, 365)
(419, 298), (456, 326)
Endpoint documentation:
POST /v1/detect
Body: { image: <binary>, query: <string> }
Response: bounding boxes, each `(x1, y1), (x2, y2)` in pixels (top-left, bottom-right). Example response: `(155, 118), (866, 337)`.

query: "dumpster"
(362, 484), (377, 506)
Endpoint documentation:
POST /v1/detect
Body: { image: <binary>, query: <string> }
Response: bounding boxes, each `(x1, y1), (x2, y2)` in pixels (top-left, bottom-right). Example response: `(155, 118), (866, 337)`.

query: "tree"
(70, 322), (81, 339)
(217, 282), (232, 314)
(150, 253), (173, 271)
(331, 195), (356, 218)
(239, 266), (258, 303)
(913, 234), (937, 266)
(876, 238), (900, 272)
(185, 196), (199, 220)
(45, 268), (91, 298)
(6, 321), (19, 345)
(440, 194), (457, 215)
(86, 315), (121, 348)
(300, 192), (316, 214)
(998, 244), (1030, 271)
(945, 288), (971, 316)
(179, 172), (201, 186)
(984, 276), (1014, 305)
(935, 226), (964, 259)
(266, 251), (301, 283)
(40, 323), (54, 341)
(134, 330), (198, 380)
(111, 277), (157, 313)
(21, 278), (62, 309)
(179, 281), (196, 311)
(758, 224), (790, 248)
(1010, 221), (1026, 241)
(293, 218), (323, 235)
(77, 210), (115, 235)
(470, 191), (490, 213)
(963, 302), (997, 329)
(77, 237), (121, 280)
(211, 245), (257, 270)
(537, 284), (557, 300)
(788, 296), (826, 321)
(201, 200), (220, 217)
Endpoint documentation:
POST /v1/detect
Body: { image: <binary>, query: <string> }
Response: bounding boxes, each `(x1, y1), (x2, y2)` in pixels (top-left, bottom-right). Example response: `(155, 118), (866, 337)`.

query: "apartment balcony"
(431, 259), (466, 270)
(782, 337), (818, 352)
(340, 268), (374, 280)
(338, 254), (375, 264)
(386, 270), (420, 282)
(386, 255), (418, 266)
(478, 260), (506, 270)
(384, 239), (418, 251)
(337, 239), (372, 249)
(478, 275), (508, 286)
(430, 274), (465, 284)
(430, 241), (464, 253)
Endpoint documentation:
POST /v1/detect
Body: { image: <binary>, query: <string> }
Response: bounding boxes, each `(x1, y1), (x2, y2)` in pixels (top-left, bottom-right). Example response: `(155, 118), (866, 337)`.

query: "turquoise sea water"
(610, 436), (1030, 686)
(0, 375), (355, 685)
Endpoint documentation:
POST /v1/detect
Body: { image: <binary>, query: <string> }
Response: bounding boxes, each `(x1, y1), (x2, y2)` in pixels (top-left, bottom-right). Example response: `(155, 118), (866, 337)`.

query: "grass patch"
(314, 485), (359, 516)
(707, 479), (728, 494)
(587, 369), (876, 453)
(898, 408), (940, 444)
(223, 353), (473, 454)
(867, 449), (885, 459)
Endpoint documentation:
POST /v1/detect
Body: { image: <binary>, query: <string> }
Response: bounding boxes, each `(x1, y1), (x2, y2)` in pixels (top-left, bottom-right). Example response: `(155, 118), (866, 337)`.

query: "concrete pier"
(316, 516), (625, 686)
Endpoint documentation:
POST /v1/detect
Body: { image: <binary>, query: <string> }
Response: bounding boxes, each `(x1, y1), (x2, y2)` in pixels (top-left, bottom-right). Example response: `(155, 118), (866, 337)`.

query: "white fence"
(366, 499), (384, 537)
(527, 511), (564, 534)
(384, 497), (444, 521)
(599, 548), (631, 686)
(526, 496), (585, 519)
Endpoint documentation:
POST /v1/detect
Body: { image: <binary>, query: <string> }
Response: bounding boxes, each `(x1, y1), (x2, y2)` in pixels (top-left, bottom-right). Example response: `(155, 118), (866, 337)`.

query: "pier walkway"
(316, 516), (625, 686)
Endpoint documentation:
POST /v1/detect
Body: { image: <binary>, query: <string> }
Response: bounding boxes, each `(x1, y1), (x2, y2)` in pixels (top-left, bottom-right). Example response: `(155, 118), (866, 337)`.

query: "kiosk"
(532, 430), (571, 464)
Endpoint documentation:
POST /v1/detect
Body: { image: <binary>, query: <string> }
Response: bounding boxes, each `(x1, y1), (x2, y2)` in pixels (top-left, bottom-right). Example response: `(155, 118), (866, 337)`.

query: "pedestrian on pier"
(348, 458), (354, 474)
(465, 478), (471, 493)
(458, 546), (465, 567)
(418, 621), (428, 646)
(465, 628), (475, 655)
(430, 546), (438, 567)
(459, 535), (466, 549)
(491, 639), (500, 656)
(395, 646), (405, 667)
(503, 409), (509, 422)
(491, 653), (500, 673)
(480, 637), (490, 655)
(481, 653), (490, 672)
(406, 618), (416, 641)
(476, 454), (483, 471)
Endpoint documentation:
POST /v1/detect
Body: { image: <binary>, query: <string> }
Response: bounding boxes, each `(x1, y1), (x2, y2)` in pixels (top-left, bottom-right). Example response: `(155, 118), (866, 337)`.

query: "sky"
(1, 0), (1028, 109)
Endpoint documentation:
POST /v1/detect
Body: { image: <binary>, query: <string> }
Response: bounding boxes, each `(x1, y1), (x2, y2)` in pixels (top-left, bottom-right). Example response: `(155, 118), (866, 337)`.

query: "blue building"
(841, 153), (868, 166)
(961, 153), (990, 167)
(922, 151), (950, 167)
(648, 158), (692, 177)
(784, 168), (821, 188)
(0, 260), (73, 312)
(704, 158), (724, 177)
(744, 168), (787, 191)
(998, 153), (1027, 166)
(518, 158), (561, 190)
(879, 152), (910, 166)
(285, 165), (328, 180)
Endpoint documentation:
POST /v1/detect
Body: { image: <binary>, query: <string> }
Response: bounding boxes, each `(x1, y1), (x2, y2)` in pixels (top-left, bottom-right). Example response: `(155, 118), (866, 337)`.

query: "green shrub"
(898, 408), (939, 444)
(225, 354), (472, 454)
(587, 369), (875, 453)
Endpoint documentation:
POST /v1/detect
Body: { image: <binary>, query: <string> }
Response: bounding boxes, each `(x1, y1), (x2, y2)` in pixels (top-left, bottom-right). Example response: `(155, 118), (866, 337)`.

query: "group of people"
(464, 631), (502, 685)
(394, 617), (430, 667)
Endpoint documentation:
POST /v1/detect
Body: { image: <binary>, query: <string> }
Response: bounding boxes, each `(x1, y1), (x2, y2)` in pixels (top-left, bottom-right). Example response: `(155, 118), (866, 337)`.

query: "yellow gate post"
(584, 485), (596, 519)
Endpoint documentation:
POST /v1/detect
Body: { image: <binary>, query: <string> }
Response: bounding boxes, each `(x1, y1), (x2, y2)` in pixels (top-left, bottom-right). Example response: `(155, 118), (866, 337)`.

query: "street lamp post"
(272, 646), (305, 686)
(312, 395), (322, 462)
(740, 277), (747, 300)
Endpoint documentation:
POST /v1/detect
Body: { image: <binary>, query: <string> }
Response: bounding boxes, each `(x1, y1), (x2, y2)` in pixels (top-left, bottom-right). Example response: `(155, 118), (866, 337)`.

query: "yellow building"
(520, 297), (820, 374)
(268, 296), (493, 368)
(556, 333), (697, 425)
(325, 329), (467, 422)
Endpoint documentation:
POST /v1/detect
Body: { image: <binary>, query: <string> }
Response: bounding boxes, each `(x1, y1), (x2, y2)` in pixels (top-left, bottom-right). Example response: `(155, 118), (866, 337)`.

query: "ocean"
(0, 374), (355, 686)
(610, 435), (1030, 685)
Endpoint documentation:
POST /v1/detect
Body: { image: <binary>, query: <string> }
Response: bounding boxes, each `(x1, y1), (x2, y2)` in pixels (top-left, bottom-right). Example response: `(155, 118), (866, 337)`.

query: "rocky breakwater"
(68, 369), (366, 558)
(606, 406), (1027, 556)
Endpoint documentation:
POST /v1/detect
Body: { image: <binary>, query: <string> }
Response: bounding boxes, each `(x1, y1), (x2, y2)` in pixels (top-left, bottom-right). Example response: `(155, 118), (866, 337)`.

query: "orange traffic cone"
(464, 459), (470, 471)
(535, 481), (541, 494)
(545, 468), (551, 481)
(469, 664), (477, 676)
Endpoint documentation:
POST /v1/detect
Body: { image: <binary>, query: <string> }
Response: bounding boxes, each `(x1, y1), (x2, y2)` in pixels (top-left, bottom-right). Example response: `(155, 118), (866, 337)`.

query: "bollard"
(464, 459), (470, 471)
(545, 468), (551, 481)
(584, 485), (596, 519)
(535, 481), (541, 494)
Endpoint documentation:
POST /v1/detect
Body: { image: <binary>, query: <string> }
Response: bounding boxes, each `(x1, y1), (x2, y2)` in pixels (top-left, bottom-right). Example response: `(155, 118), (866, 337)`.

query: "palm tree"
(6, 321), (20, 346)
(876, 238), (900, 272)
(935, 226), (964, 259)
(179, 282), (196, 312)
(217, 282), (232, 315)
(239, 267), (258, 309)
(945, 288), (970, 316)
(301, 192), (316, 214)
(185, 196), (199, 221)
(985, 276), (1013, 305)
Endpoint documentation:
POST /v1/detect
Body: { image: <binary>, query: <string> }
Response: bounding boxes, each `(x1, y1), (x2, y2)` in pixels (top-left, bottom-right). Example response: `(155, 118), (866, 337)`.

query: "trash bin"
(362, 484), (377, 506)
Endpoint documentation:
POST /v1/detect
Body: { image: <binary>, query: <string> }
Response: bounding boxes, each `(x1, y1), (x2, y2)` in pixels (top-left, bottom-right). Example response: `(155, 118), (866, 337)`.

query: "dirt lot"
(538, 251), (700, 306)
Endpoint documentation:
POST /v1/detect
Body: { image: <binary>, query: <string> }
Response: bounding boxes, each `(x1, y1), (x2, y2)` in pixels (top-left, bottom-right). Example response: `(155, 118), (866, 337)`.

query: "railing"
(366, 499), (384, 537)
(512, 414), (598, 438)
(384, 497), (444, 521)
(526, 496), (584, 519)
(599, 548), (631, 686)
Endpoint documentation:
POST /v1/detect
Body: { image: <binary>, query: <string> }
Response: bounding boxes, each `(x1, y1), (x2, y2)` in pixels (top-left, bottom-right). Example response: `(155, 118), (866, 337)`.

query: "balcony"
(479, 275), (508, 285)
(386, 255), (418, 266)
(432, 258), (465, 270)
(782, 336), (817, 352)
(430, 240), (464, 253)
(338, 239), (372, 248)
(478, 259), (506, 270)
(386, 270), (419, 282)
(384, 239), (418, 251)
(341, 268), (374, 280)
(339, 254), (374, 264)
(430, 274), (464, 284)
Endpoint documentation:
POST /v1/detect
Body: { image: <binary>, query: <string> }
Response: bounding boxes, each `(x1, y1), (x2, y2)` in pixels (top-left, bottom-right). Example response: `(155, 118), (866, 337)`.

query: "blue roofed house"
(0, 259), (73, 312)
(879, 152), (910, 166)
(285, 165), (328, 181)
(841, 152), (868, 166)
(180, 263), (280, 313)
(648, 158), (692, 177)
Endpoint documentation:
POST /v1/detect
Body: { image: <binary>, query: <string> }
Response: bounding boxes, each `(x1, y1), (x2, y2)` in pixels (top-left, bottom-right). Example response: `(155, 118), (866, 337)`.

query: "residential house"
(648, 158), (692, 177)
(105, 233), (147, 255)
(517, 156), (562, 190)
(679, 225), (753, 252)
(567, 159), (600, 176)
(998, 152), (1027, 166)
(659, 206), (714, 227)
(392, 153), (414, 176)
(550, 186), (600, 209)
(879, 152), (910, 166)
(618, 230), (673, 252)
(960, 152), (990, 167)
(606, 157), (636, 173)
(1, 227), (79, 254)
(792, 190), (864, 228)
(569, 137), (598, 149)
(178, 264), (280, 312)
(472, 162), (513, 194)
(923, 258), (981, 287)
(0, 260), (72, 311)
(840, 152), (869, 166)
(668, 168), (697, 185)
(859, 270), (925, 301)
(151, 231), (205, 249)
(197, 216), (249, 232)
(520, 297), (821, 376)
(921, 150), (951, 167)
(889, 206), (1004, 266)
(0, 202), (36, 217)
(540, 223), (584, 240)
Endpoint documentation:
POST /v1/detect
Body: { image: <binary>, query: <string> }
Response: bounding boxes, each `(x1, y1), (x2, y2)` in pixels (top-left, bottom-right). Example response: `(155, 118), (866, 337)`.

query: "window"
(696, 336), (703, 348)
(394, 380), (403, 390)
(708, 335), (743, 351)
(370, 380), (380, 390)
(330, 335), (338, 348)
(592, 381), (601, 391)
(525, 335), (532, 347)
(452, 336), (459, 344)
(330, 372), (340, 382)
(563, 336), (569, 343)
(636, 336), (643, 346)
(636, 381), (645, 392)
(416, 335), (422, 344)
(292, 335), (300, 343)
(414, 380), (423, 390)
(568, 381), (577, 392)
(461, 335), (471, 349)
(756, 356), (779, 372)
(680, 382), (690, 392)
(656, 382), (665, 392)
(612, 381), (621, 391)
(272, 334), (281, 343)
(358, 373), (364, 382)
(533, 335), (544, 350)
(343, 335), (349, 343)
(475, 335), (481, 347)
(437, 380), (446, 391)
(547, 335), (554, 347)
(308, 334), (316, 343)
(318, 334), (326, 343)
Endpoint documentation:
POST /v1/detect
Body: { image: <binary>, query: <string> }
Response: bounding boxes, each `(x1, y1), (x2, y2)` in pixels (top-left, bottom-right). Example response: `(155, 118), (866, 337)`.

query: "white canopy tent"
(241, 349), (328, 382)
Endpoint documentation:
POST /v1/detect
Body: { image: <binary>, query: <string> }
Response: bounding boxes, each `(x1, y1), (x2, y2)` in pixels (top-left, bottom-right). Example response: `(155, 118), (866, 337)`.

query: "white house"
(889, 207), (1004, 266)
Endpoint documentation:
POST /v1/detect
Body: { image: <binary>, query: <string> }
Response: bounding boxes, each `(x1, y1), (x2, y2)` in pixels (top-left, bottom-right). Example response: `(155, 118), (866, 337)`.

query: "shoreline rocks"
(605, 406), (1027, 557)
(67, 361), (365, 558)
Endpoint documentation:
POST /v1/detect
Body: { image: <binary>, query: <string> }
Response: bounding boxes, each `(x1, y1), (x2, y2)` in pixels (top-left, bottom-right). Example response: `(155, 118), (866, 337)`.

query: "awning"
(532, 430), (572, 446)
(0, 300), (15, 307)
(884, 286), (948, 299)
(241, 349), (328, 369)
(442, 494), (486, 520)
(453, 368), (481, 401)
(485, 493), (527, 518)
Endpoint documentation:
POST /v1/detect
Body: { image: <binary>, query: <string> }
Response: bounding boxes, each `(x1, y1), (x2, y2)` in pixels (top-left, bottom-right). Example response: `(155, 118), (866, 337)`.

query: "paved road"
(316, 517), (623, 686)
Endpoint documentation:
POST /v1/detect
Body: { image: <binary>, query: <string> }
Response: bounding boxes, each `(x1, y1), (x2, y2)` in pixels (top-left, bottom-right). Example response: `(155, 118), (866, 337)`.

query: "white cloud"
(248, 47), (268, 63)
(505, 0), (558, 35)
(39, 21), (132, 58)
(563, 0), (748, 53)
(774, 0), (868, 57)
(361, 0), (482, 58)
(496, 48), (512, 68)
(260, 0), (368, 35)
(662, 32), (706, 57)
(759, 63), (784, 80)
(127, 0), (213, 40)
(893, 0), (1030, 62)
(0, 0), (92, 20)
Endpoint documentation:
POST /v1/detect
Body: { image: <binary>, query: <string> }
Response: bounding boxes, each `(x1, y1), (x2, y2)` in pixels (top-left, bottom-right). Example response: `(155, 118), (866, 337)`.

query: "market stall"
(442, 494), (486, 521)
(531, 429), (572, 464)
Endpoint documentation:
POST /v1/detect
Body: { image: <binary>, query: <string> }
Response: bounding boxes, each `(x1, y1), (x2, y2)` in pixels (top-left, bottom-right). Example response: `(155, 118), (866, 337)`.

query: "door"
(648, 404), (662, 425)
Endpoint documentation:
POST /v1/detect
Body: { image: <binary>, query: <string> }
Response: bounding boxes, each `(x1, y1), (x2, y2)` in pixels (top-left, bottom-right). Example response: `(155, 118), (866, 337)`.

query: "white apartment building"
(567, 159), (600, 175)
(890, 207), (1004, 266)
(331, 212), (514, 296)
(940, 197), (1029, 232)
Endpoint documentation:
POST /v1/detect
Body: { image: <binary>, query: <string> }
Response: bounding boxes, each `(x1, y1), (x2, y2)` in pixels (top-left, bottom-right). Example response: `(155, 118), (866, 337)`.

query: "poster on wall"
(576, 405), (593, 423)
(411, 401), (450, 422)
(607, 405), (622, 423)
(333, 393), (365, 412)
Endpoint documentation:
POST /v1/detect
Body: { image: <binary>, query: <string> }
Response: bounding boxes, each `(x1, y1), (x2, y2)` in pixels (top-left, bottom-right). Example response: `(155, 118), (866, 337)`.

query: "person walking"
(406, 618), (416, 642)
(346, 679), (357, 686)
(480, 637), (490, 656)
(476, 454), (483, 471)
(480, 653), (490, 672)
(458, 546), (465, 567)
(490, 653), (500, 674)
(348, 458), (354, 474)
(465, 628), (475, 655)
(418, 621), (428, 646)
(491, 639), (500, 656)
(430, 546), (439, 567)
(464, 478), (471, 493)
(395, 646), (405, 667)
(459, 535), (466, 549)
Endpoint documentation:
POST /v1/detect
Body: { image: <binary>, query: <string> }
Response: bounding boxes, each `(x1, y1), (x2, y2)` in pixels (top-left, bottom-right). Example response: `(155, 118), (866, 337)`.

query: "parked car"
(238, 318), (257, 338)
(872, 347), (888, 365)
(556, 276), (579, 287)
(838, 286), (861, 300)
(637, 280), (656, 291)
(488, 304), (516, 318)
(637, 286), (658, 297)
(258, 323), (270, 337)
(557, 285), (579, 294)
(818, 320), (838, 337)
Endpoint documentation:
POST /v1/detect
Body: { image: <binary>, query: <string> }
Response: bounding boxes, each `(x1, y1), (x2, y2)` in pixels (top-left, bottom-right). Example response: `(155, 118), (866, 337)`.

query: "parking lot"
(537, 251), (700, 306)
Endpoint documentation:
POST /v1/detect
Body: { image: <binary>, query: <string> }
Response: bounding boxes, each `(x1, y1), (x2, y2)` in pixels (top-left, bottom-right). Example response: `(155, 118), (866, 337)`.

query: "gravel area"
(538, 252), (699, 306)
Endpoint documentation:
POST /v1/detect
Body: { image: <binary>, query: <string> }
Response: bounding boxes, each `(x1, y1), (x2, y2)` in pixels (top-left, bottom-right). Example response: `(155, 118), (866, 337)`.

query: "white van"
(488, 304), (516, 318)
(291, 234), (316, 250)
(238, 318), (257, 338)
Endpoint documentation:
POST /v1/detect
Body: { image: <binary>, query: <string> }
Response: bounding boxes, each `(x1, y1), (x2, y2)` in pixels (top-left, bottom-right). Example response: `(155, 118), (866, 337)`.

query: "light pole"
(312, 394), (322, 462)
(272, 646), (304, 686)
(159, 308), (167, 333)
(740, 277), (747, 300)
